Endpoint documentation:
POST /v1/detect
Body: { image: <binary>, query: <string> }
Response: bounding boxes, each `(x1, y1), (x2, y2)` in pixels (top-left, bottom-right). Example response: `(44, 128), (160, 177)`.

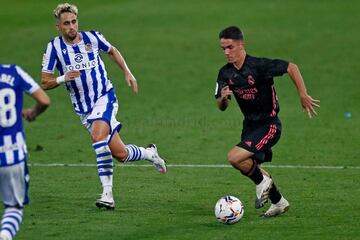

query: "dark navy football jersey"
(215, 55), (288, 121)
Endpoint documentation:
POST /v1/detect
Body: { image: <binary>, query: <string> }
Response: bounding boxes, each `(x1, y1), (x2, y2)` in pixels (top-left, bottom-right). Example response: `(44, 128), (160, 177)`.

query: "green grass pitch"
(0, 0), (359, 239)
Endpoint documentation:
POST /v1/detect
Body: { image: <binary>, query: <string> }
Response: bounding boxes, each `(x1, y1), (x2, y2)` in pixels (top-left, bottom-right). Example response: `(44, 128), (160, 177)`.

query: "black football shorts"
(237, 117), (281, 164)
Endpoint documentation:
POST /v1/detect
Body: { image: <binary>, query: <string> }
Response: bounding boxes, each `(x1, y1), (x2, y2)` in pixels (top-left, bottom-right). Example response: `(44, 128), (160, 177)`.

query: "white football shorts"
(0, 161), (29, 207)
(78, 89), (122, 141)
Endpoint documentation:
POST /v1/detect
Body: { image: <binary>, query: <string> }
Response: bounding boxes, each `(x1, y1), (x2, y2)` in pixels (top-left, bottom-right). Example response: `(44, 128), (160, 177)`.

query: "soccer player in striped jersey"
(215, 26), (320, 217)
(41, 3), (167, 210)
(0, 64), (50, 240)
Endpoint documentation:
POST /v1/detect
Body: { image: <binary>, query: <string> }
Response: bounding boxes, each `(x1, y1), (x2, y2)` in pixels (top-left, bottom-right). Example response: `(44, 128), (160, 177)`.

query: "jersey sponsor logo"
(62, 49), (67, 54)
(234, 87), (258, 100)
(247, 75), (255, 85)
(0, 143), (20, 153)
(0, 132), (27, 165)
(64, 59), (97, 72)
(74, 53), (83, 63)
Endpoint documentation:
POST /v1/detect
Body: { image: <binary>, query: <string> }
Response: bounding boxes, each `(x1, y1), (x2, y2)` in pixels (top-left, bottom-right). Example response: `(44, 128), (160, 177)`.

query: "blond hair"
(53, 3), (78, 19)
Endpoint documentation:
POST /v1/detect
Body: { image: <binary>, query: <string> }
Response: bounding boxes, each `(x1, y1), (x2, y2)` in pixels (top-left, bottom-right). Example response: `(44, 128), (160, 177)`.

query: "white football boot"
(95, 192), (115, 210)
(147, 144), (167, 173)
(263, 196), (290, 217)
(255, 174), (273, 209)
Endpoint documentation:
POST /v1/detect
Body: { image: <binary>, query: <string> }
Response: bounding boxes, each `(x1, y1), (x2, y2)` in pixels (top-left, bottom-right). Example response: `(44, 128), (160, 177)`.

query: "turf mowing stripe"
(28, 163), (360, 170)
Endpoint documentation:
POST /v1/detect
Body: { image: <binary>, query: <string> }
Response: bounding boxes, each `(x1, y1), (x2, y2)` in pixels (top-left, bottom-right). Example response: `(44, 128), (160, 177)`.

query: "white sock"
(125, 144), (153, 162)
(92, 140), (113, 192)
(103, 186), (112, 195)
(1, 207), (23, 240)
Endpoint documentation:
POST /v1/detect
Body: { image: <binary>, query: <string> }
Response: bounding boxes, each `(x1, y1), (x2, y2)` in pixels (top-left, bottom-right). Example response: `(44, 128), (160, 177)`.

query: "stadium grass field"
(1, 0), (359, 239)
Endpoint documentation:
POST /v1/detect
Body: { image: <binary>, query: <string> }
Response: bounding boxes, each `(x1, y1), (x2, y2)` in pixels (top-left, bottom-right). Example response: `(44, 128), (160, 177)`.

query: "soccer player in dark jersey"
(214, 26), (320, 217)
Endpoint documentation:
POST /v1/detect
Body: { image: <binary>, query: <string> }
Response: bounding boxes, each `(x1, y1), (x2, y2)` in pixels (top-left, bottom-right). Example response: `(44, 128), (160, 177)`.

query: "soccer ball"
(214, 195), (244, 224)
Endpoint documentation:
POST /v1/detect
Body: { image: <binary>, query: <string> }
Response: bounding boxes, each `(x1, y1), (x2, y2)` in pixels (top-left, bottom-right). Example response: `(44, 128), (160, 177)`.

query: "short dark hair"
(219, 26), (244, 40)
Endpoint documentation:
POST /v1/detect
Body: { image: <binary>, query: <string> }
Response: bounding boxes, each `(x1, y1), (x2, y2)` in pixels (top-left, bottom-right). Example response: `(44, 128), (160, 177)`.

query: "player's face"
(220, 38), (244, 64)
(56, 12), (79, 41)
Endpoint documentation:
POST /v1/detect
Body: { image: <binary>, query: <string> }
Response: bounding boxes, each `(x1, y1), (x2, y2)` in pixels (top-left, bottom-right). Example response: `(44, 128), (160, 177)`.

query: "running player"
(41, 3), (166, 210)
(215, 26), (320, 217)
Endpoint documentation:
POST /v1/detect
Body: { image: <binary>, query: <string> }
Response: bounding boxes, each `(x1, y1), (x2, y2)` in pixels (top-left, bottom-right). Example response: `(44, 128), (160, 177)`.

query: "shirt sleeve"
(94, 31), (112, 53)
(15, 65), (40, 94)
(214, 68), (230, 99)
(260, 58), (289, 78)
(41, 41), (58, 74)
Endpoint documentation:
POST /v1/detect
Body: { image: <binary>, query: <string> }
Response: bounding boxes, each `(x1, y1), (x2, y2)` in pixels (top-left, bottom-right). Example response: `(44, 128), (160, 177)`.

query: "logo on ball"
(214, 195), (244, 224)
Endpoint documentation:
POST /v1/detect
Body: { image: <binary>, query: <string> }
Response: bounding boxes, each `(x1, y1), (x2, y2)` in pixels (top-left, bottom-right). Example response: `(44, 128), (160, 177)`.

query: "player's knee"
(91, 132), (107, 143)
(227, 153), (241, 166)
(227, 152), (252, 174)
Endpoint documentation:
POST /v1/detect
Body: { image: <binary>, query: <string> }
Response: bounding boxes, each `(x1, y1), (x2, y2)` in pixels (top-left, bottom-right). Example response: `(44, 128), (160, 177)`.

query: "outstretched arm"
(41, 71), (80, 90)
(108, 46), (138, 94)
(287, 63), (320, 118)
(22, 88), (50, 122)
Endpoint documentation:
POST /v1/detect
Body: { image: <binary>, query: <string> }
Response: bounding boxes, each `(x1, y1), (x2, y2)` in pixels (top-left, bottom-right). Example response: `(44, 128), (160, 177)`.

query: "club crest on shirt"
(228, 79), (235, 85)
(247, 75), (255, 85)
(85, 43), (92, 52)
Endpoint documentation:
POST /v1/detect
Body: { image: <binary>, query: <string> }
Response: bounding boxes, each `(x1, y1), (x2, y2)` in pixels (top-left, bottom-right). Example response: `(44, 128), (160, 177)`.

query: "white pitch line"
(28, 163), (360, 170)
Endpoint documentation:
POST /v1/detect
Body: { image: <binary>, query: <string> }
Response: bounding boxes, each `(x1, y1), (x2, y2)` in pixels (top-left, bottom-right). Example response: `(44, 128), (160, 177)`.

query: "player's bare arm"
(216, 85), (232, 111)
(22, 88), (50, 122)
(287, 63), (320, 118)
(108, 46), (138, 94)
(41, 70), (80, 90)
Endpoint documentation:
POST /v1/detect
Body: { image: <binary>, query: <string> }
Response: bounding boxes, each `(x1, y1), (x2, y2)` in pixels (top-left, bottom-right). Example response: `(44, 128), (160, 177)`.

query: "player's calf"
(92, 140), (114, 209)
(111, 148), (128, 162)
(229, 158), (273, 209)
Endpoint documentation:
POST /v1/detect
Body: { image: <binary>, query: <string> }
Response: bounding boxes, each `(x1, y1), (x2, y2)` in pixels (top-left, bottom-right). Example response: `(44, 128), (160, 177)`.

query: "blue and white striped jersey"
(0, 64), (39, 167)
(42, 31), (114, 114)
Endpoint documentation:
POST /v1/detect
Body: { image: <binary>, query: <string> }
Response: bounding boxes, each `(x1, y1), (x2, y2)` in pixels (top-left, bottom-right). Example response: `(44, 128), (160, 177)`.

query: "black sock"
(269, 183), (282, 204)
(247, 160), (263, 185)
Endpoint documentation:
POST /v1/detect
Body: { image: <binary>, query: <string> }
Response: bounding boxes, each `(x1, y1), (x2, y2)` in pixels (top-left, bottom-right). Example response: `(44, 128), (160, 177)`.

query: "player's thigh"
(79, 90), (122, 141)
(227, 146), (253, 163)
(91, 120), (111, 142)
(0, 162), (28, 207)
(108, 132), (127, 161)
